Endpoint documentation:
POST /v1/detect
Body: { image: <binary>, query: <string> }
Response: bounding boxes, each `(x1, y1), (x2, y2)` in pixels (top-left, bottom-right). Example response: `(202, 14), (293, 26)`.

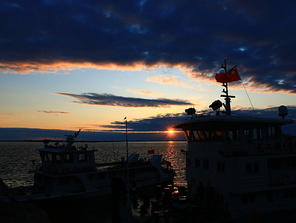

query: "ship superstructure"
(174, 63), (296, 221)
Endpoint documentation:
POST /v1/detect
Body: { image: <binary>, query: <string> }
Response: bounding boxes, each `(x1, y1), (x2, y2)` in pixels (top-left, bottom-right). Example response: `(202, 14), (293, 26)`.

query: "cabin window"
(186, 130), (196, 141)
(228, 129), (239, 140)
(284, 189), (295, 199)
(266, 191), (273, 202)
(198, 131), (206, 140)
(243, 129), (252, 139)
(268, 127), (275, 137)
(184, 130), (190, 141)
(78, 153), (87, 162)
(187, 158), (191, 167)
(64, 154), (73, 163)
(56, 154), (61, 163)
(269, 158), (282, 170)
(254, 128), (263, 139)
(44, 153), (53, 162)
(203, 159), (209, 169)
(215, 131), (224, 140)
(242, 193), (255, 203)
(285, 157), (296, 167)
(217, 161), (225, 172)
(195, 159), (201, 168)
(246, 163), (259, 173)
(193, 131), (200, 141)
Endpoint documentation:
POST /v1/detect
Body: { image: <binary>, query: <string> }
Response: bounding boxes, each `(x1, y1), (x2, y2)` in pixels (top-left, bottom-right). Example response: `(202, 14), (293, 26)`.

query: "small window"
(195, 159), (201, 168)
(78, 153), (87, 162)
(187, 158), (191, 167)
(217, 161), (225, 172)
(266, 191), (273, 202)
(203, 159), (209, 169)
(44, 153), (53, 162)
(56, 154), (61, 163)
(284, 189), (295, 199)
(64, 154), (73, 163)
(242, 193), (255, 203)
(246, 162), (259, 173)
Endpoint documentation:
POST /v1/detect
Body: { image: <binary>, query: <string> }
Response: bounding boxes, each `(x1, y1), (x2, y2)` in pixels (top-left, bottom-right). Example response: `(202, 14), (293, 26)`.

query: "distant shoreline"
(0, 139), (187, 143)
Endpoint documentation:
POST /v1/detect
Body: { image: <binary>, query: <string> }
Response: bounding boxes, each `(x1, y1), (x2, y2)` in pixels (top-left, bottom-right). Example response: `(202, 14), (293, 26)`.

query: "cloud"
(1, 91), (11, 96)
(37, 110), (71, 116)
(146, 75), (194, 89)
(128, 89), (164, 96)
(1, 1), (296, 92)
(55, 92), (191, 107)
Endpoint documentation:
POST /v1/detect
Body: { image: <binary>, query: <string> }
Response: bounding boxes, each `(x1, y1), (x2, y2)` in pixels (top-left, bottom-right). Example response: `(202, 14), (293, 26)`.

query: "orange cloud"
(128, 89), (164, 96)
(146, 75), (194, 89)
(0, 61), (191, 74)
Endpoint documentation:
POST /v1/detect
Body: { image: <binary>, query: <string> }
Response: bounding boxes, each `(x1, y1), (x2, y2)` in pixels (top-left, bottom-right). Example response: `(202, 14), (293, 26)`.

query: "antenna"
(220, 58), (235, 115)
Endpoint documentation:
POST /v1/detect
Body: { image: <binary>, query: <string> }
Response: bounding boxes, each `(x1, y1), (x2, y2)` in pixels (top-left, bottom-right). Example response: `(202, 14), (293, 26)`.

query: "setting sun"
(167, 129), (175, 134)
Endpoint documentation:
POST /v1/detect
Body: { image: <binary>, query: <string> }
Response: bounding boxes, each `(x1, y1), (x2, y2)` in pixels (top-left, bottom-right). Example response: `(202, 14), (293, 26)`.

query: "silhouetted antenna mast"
(220, 58), (236, 115)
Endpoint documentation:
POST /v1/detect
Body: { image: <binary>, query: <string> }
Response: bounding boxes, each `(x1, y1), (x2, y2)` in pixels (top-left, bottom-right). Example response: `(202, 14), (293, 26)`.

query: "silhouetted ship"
(174, 64), (296, 221)
(0, 130), (174, 203)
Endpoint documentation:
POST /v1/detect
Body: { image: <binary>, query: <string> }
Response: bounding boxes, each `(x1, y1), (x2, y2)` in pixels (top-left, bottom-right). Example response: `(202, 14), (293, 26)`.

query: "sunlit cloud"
(1, 91), (11, 96)
(146, 75), (194, 89)
(55, 92), (191, 107)
(128, 89), (164, 96)
(0, 113), (15, 116)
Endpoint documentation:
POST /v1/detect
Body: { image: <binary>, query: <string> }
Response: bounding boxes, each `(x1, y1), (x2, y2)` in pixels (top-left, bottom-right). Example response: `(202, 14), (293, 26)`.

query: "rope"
(241, 82), (256, 115)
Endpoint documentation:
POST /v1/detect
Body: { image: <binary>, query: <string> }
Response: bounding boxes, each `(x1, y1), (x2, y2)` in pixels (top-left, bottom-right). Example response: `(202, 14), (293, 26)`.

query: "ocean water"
(0, 141), (187, 188)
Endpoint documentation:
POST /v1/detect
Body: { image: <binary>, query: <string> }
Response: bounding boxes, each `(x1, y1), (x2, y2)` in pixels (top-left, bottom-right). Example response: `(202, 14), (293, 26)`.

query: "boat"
(0, 130), (174, 203)
(174, 63), (296, 221)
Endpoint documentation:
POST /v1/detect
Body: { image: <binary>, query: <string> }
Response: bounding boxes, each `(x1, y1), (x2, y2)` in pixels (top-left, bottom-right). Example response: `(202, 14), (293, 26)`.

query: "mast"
(125, 117), (129, 182)
(220, 58), (235, 115)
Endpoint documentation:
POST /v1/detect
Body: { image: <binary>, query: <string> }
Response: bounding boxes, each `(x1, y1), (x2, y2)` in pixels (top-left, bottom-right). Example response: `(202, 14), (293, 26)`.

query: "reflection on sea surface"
(0, 141), (187, 187)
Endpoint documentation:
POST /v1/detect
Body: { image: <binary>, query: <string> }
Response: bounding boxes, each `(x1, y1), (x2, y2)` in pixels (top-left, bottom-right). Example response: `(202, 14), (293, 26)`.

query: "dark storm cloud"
(1, 1), (296, 92)
(55, 92), (191, 107)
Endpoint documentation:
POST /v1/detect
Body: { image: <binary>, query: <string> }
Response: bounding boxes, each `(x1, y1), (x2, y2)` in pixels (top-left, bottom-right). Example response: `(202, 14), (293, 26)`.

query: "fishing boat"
(0, 130), (174, 203)
(174, 62), (296, 221)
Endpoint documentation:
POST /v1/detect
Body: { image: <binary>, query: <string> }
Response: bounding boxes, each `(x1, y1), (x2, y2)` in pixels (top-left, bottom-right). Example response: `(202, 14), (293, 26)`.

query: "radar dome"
(277, 105), (288, 119)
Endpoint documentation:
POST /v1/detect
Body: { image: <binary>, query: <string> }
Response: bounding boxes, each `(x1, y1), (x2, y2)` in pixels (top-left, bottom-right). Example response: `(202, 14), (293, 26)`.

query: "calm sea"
(0, 141), (187, 188)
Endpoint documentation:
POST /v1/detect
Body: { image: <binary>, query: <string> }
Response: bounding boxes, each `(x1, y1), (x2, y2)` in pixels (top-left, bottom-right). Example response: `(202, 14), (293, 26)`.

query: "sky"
(1, 0), (296, 141)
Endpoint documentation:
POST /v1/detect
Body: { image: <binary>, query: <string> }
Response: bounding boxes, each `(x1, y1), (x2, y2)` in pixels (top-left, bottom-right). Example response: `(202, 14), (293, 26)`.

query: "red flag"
(215, 67), (241, 83)
(148, 149), (154, 154)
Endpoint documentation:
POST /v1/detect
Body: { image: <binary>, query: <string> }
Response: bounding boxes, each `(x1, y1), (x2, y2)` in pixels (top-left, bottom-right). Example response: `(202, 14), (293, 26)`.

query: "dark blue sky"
(1, 0), (296, 93)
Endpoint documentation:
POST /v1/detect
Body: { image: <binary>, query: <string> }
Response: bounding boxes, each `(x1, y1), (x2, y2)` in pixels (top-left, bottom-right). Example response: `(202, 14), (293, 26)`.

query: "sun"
(167, 129), (175, 134)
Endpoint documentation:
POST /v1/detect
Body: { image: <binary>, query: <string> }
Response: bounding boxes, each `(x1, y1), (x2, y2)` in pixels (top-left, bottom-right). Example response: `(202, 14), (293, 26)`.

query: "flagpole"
(125, 117), (129, 178)
(124, 117), (132, 214)
(221, 58), (234, 115)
